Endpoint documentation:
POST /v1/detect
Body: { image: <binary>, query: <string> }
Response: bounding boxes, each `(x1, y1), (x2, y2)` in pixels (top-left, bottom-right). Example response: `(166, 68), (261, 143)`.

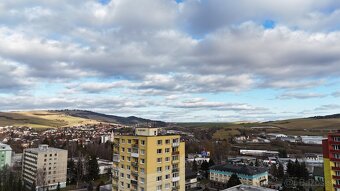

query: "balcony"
(172, 142), (180, 147)
(132, 144), (139, 149)
(113, 154), (120, 162)
(131, 171), (139, 177)
(172, 151), (180, 156)
(334, 184), (340, 188)
(112, 166), (119, 172)
(333, 175), (340, 179)
(131, 162), (139, 168)
(332, 166), (340, 171)
(131, 152), (139, 158)
(172, 159), (179, 164)
(113, 175), (119, 180)
(172, 168), (179, 173)
(172, 176), (180, 182)
(330, 157), (340, 162)
(172, 185), (180, 191)
(131, 179), (138, 185)
(331, 149), (340, 154)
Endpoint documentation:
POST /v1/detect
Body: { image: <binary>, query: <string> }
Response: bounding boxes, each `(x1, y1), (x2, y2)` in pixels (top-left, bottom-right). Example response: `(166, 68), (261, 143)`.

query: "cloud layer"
(0, 0), (339, 121)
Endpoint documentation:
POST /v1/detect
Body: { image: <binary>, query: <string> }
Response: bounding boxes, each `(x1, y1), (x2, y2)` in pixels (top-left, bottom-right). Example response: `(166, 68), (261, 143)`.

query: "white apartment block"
(22, 145), (68, 191)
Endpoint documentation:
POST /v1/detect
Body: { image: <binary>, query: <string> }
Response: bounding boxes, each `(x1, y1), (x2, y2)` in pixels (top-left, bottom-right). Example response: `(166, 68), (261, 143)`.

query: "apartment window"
(121, 173), (124, 178)
(165, 183), (170, 189)
(141, 188), (144, 191)
(141, 168), (145, 174)
(127, 157), (131, 162)
(141, 159), (145, 164)
(121, 164), (124, 169)
(141, 149), (145, 155)
(165, 148), (170, 153)
(157, 149), (162, 154)
(120, 182), (124, 187)
(165, 139), (170, 144)
(140, 177), (145, 183)
(128, 148), (131, 153)
(165, 157), (170, 162)
(157, 140), (162, 145)
(157, 158), (162, 163)
(122, 139), (125, 143)
(156, 176), (162, 182)
(121, 156), (125, 161)
(127, 183), (130, 188)
(165, 165), (170, 171)
(122, 148), (125, 152)
(127, 165), (130, 170)
(165, 174), (170, 179)
(157, 167), (162, 172)
(156, 185), (162, 191)
(141, 140), (145, 145)
(127, 174), (130, 179)
(128, 139), (131, 144)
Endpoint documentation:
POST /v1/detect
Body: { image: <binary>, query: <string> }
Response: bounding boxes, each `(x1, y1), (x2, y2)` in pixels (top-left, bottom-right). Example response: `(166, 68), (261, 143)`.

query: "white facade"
(0, 143), (12, 168)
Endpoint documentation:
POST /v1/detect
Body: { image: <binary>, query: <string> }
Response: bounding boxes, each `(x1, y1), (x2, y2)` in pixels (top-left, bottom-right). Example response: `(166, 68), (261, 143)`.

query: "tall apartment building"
(22, 145), (68, 191)
(323, 132), (340, 191)
(112, 127), (185, 191)
(0, 142), (12, 168)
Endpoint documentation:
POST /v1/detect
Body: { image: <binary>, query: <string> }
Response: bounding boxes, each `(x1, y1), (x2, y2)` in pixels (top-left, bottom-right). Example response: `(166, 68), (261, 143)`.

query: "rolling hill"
(0, 110), (166, 128)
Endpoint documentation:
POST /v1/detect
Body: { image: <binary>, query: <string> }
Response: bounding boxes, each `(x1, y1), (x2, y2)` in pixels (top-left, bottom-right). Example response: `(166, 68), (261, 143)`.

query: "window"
(157, 140), (162, 145)
(157, 185), (162, 191)
(127, 174), (130, 179)
(165, 166), (170, 171)
(157, 158), (162, 163)
(165, 157), (170, 162)
(128, 148), (131, 153)
(121, 173), (124, 178)
(141, 177), (145, 183)
(120, 182), (124, 187)
(121, 156), (125, 161)
(156, 176), (162, 182)
(128, 157), (131, 162)
(127, 183), (130, 188)
(141, 159), (145, 164)
(157, 167), (162, 172)
(165, 148), (170, 153)
(122, 148), (125, 152)
(141, 149), (145, 155)
(121, 164), (124, 168)
(141, 168), (145, 174)
(141, 140), (145, 145)
(122, 139), (125, 143)
(127, 165), (130, 170)
(157, 149), (162, 154)
(165, 174), (170, 179)
(128, 139), (131, 144)
(165, 139), (170, 144)
(165, 183), (170, 189)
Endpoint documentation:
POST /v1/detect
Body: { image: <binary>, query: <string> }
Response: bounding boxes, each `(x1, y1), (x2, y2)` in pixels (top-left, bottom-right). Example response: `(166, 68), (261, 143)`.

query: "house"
(209, 164), (268, 189)
(185, 168), (198, 190)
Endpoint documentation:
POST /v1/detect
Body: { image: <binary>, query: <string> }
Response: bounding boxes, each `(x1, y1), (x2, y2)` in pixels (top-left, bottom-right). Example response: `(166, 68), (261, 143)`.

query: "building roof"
(25, 144), (67, 153)
(210, 164), (267, 176)
(222, 184), (278, 191)
(0, 142), (12, 151)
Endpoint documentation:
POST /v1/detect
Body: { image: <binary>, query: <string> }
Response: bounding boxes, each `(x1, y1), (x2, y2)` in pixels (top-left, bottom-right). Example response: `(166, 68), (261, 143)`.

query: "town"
(0, 121), (338, 191)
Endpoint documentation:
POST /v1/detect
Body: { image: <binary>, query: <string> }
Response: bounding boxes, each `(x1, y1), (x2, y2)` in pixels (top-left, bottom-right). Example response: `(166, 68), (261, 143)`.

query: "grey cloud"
(332, 91), (340, 97)
(277, 92), (327, 99)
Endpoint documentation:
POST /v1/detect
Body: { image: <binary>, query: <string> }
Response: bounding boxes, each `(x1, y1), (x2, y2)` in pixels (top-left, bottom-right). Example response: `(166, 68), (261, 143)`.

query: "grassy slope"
(0, 111), (100, 128)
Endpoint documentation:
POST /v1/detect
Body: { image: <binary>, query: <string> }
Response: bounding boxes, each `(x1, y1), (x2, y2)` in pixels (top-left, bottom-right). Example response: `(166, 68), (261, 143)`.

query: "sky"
(0, 0), (340, 122)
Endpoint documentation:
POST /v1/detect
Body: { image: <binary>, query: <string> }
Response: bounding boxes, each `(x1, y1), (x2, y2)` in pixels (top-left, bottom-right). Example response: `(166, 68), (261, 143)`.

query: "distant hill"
(53, 110), (166, 127)
(0, 110), (166, 128)
(310, 113), (340, 119)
